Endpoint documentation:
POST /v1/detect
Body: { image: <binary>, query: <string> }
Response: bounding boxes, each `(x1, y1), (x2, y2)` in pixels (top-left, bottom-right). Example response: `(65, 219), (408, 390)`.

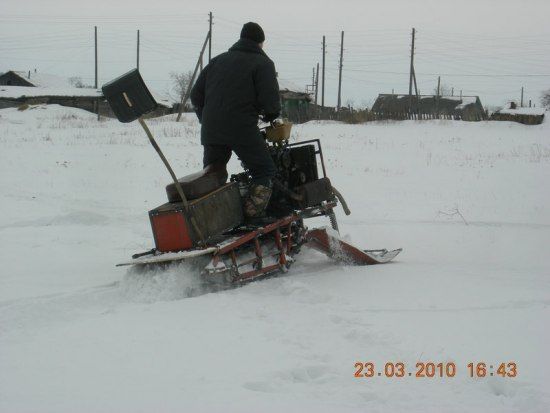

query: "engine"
(231, 139), (335, 217)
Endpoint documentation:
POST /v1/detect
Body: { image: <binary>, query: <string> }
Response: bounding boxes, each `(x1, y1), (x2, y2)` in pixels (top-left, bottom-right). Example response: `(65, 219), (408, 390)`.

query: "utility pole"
(314, 62), (319, 105)
(94, 26), (98, 89)
(136, 29), (140, 70)
(408, 27), (416, 111)
(208, 12), (213, 63)
(176, 31), (211, 121)
(520, 86), (524, 107)
(322, 35), (326, 108)
(94, 26), (99, 120)
(436, 76), (441, 117)
(337, 31), (344, 110)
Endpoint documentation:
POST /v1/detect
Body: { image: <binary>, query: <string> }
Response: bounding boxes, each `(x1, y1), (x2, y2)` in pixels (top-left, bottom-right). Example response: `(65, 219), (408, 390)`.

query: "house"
(490, 102), (545, 125)
(0, 70), (175, 117)
(278, 79), (312, 123)
(0, 70), (35, 86)
(0, 70), (74, 88)
(371, 94), (487, 121)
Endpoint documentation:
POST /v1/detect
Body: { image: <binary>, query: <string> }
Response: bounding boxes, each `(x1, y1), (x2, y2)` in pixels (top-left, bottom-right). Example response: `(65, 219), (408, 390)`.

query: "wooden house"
(371, 94), (487, 121)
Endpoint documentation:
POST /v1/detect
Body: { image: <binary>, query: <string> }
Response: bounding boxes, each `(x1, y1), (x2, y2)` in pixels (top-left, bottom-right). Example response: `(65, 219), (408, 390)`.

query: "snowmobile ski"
(304, 228), (402, 265)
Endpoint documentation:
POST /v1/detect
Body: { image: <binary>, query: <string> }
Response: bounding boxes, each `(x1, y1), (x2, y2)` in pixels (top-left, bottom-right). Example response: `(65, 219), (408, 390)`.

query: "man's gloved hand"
(261, 112), (279, 123)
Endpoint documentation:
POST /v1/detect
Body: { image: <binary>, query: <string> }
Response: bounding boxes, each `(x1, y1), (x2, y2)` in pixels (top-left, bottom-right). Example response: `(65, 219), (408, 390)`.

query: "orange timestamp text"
(354, 361), (517, 378)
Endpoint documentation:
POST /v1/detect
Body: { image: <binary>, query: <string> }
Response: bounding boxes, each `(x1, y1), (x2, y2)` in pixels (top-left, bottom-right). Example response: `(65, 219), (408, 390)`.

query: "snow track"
(1, 105), (549, 412)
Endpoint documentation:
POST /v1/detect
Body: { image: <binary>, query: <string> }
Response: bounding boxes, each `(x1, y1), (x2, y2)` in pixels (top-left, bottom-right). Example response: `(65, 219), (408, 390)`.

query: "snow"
(0, 85), (175, 108)
(10, 70), (74, 88)
(455, 96), (478, 108)
(384, 94), (477, 104)
(0, 85), (102, 98)
(150, 91), (177, 108)
(1, 104), (549, 412)
(498, 107), (546, 116)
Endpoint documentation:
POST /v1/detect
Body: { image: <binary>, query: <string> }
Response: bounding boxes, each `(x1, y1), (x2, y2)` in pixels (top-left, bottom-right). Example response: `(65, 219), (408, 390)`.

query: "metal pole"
(94, 26), (98, 89)
(94, 26), (99, 120)
(208, 12), (212, 62)
(137, 118), (205, 243)
(137, 29), (140, 70)
(337, 31), (344, 110)
(322, 35), (326, 108)
(314, 62), (319, 105)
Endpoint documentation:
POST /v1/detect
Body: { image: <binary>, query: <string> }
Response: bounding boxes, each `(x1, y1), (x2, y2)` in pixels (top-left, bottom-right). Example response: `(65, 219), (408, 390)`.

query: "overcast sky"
(2, 0), (549, 107)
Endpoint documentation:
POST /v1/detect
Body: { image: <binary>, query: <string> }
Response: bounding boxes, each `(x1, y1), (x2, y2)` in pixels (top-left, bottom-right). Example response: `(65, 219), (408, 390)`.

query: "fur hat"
(240, 22), (265, 43)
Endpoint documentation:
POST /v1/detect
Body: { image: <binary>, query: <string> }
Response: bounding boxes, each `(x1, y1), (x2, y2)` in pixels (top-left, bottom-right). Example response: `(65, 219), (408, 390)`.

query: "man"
(190, 22), (281, 218)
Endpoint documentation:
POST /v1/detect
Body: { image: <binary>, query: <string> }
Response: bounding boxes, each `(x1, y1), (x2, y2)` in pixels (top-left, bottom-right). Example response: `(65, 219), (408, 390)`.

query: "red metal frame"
(209, 214), (300, 282)
(305, 228), (384, 265)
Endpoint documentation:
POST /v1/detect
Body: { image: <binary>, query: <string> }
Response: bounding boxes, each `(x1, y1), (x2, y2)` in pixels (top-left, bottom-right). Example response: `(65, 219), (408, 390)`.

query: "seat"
(166, 163), (228, 202)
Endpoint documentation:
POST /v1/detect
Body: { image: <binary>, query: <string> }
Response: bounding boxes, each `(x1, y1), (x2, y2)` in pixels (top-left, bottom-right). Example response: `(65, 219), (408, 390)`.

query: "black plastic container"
(101, 69), (157, 123)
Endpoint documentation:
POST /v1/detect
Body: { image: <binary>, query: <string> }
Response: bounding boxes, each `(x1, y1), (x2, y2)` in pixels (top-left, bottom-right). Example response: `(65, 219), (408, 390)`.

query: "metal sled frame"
(208, 214), (302, 282)
(118, 201), (401, 283)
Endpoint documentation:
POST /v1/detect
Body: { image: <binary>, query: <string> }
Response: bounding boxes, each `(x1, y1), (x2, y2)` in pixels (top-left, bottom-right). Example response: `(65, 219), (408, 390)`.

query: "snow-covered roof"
(0, 85), (176, 109)
(382, 94), (478, 104)
(0, 85), (102, 98)
(498, 107), (546, 116)
(455, 96), (478, 109)
(10, 71), (74, 88)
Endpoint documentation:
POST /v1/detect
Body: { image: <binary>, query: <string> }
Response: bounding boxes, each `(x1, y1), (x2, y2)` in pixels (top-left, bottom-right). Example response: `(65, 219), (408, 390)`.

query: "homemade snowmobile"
(102, 69), (401, 283)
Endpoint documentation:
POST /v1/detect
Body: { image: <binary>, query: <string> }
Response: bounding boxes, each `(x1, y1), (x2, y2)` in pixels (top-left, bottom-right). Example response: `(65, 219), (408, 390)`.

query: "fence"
(283, 104), (488, 124)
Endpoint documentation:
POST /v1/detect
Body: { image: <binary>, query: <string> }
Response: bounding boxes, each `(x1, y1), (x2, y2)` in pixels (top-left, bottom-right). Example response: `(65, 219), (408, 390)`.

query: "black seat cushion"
(166, 163), (228, 202)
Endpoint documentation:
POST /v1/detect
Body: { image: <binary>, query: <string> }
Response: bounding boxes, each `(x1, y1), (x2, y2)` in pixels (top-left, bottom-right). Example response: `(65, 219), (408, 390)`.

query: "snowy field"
(1, 104), (549, 412)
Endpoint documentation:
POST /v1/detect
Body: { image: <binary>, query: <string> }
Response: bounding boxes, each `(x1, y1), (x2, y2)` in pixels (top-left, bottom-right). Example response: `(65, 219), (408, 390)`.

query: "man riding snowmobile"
(190, 22), (280, 218)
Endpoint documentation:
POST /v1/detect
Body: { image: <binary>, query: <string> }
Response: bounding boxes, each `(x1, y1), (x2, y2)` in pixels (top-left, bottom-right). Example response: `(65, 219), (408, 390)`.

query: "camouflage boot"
(243, 184), (273, 218)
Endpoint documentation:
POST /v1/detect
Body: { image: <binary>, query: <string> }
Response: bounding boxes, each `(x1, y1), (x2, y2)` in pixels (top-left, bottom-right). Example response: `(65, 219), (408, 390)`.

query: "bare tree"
(69, 76), (91, 88)
(170, 70), (194, 104)
(541, 89), (550, 109)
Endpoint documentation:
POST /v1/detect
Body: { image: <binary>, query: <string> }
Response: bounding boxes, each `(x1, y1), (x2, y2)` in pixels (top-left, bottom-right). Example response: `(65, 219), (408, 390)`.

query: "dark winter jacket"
(190, 38), (281, 145)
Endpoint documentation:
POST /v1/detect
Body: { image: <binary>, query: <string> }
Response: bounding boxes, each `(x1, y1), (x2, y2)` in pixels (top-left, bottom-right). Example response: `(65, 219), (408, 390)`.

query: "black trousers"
(203, 138), (276, 186)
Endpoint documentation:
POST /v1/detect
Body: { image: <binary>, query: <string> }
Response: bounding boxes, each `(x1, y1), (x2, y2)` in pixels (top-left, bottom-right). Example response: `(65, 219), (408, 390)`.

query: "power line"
(345, 68), (550, 77)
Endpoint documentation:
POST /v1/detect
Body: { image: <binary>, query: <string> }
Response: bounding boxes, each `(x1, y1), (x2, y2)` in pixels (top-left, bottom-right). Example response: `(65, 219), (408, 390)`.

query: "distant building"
(278, 79), (312, 123)
(0, 71), (34, 86)
(0, 70), (73, 88)
(0, 70), (174, 117)
(371, 94), (487, 121)
(490, 102), (545, 125)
